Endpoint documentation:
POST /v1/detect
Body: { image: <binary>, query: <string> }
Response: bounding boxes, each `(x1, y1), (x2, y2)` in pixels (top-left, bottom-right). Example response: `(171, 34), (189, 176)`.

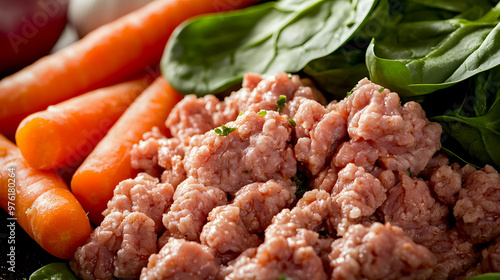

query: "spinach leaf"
(465, 273), (500, 280)
(303, 47), (369, 98)
(365, 2), (500, 97)
(303, 0), (389, 99)
(29, 263), (78, 280)
(410, 0), (493, 14)
(431, 66), (500, 169)
(162, 0), (378, 96)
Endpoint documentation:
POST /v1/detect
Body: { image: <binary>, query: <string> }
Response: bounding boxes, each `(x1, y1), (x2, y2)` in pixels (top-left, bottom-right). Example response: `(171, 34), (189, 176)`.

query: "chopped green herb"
(258, 110), (267, 116)
(287, 73), (293, 79)
(243, 169), (250, 173)
(214, 125), (236, 136)
(239, 111), (244, 116)
(278, 276), (289, 280)
(346, 89), (354, 96)
(276, 95), (287, 112)
(406, 168), (412, 177)
(288, 118), (296, 127)
(378, 87), (385, 93)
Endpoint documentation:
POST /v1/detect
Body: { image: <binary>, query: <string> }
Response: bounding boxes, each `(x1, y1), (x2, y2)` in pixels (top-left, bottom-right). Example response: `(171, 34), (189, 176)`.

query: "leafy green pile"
(162, 0), (500, 170)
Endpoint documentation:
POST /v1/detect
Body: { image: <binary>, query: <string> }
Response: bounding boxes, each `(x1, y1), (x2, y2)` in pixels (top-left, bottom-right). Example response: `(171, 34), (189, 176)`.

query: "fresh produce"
(68, 0), (155, 38)
(0, 0), (260, 137)
(429, 65), (500, 170)
(162, 0), (380, 96)
(162, 0), (500, 170)
(70, 76), (182, 225)
(15, 76), (153, 170)
(29, 263), (78, 280)
(0, 0), (69, 78)
(366, 0), (500, 97)
(0, 134), (92, 259)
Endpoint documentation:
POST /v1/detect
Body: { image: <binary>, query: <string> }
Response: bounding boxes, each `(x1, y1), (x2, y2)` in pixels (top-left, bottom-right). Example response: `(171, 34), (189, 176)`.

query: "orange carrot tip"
(16, 77), (152, 171)
(0, 134), (92, 259)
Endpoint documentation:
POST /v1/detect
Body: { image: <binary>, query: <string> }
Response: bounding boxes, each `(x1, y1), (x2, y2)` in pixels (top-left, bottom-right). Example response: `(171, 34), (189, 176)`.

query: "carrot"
(0, 0), (260, 137)
(0, 134), (92, 259)
(70, 76), (182, 225)
(15, 76), (154, 171)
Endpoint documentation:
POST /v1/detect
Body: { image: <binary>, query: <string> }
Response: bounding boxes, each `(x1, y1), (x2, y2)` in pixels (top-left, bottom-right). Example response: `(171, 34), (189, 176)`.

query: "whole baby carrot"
(0, 0), (260, 137)
(71, 76), (182, 225)
(0, 134), (92, 259)
(15, 76), (153, 171)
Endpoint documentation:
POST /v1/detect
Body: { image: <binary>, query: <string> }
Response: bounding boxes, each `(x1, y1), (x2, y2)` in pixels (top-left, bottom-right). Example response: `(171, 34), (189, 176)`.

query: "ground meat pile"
(71, 73), (500, 280)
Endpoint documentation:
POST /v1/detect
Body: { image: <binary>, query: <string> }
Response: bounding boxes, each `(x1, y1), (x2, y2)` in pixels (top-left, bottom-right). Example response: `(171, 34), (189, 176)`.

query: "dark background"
(0, 207), (65, 280)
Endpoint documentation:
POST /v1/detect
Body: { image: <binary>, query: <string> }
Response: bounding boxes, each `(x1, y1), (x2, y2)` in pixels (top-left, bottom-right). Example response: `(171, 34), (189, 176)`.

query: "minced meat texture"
(140, 238), (220, 280)
(333, 79), (442, 175)
(226, 228), (328, 280)
(71, 212), (157, 280)
(184, 110), (297, 194)
(200, 205), (262, 263)
(71, 173), (174, 280)
(329, 222), (436, 280)
(454, 165), (500, 244)
(160, 177), (227, 243)
(232, 179), (296, 233)
(102, 173), (174, 233)
(73, 73), (500, 279)
(294, 99), (347, 175)
(329, 163), (387, 236)
(200, 180), (296, 263)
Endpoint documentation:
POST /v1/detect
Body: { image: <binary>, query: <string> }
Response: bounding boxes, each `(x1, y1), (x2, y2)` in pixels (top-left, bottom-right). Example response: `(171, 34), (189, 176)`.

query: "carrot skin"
(71, 76), (183, 224)
(15, 77), (153, 170)
(0, 0), (260, 137)
(0, 134), (92, 259)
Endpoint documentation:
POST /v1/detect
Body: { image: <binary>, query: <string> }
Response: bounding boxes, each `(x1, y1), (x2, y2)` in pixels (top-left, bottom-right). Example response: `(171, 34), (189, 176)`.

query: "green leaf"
(464, 273), (500, 280)
(366, 2), (500, 97)
(431, 66), (500, 169)
(29, 263), (78, 280)
(303, 47), (370, 99)
(162, 0), (378, 96)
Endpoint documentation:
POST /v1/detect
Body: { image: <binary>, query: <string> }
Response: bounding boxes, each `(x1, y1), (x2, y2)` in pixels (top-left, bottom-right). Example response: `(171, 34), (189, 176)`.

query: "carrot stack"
(15, 76), (154, 170)
(0, 0), (260, 137)
(70, 76), (182, 224)
(0, 134), (92, 259)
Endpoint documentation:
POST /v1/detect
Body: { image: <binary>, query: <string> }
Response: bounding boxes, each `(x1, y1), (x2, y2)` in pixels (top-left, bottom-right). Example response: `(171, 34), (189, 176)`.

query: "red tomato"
(0, 0), (68, 78)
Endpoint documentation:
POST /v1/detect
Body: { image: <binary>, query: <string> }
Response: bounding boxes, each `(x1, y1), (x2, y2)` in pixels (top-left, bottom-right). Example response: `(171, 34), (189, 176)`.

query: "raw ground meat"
(333, 79), (442, 175)
(72, 73), (500, 280)
(329, 163), (387, 236)
(464, 236), (500, 276)
(200, 205), (262, 263)
(71, 212), (157, 280)
(184, 110), (297, 194)
(379, 174), (479, 278)
(140, 238), (220, 280)
(232, 179), (296, 233)
(160, 177), (227, 244)
(225, 228), (328, 280)
(200, 179), (296, 263)
(294, 99), (347, 175)
(103, 173), (174, 233)
(454, 165), (500, 244)
(329, 222), (436, 280)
